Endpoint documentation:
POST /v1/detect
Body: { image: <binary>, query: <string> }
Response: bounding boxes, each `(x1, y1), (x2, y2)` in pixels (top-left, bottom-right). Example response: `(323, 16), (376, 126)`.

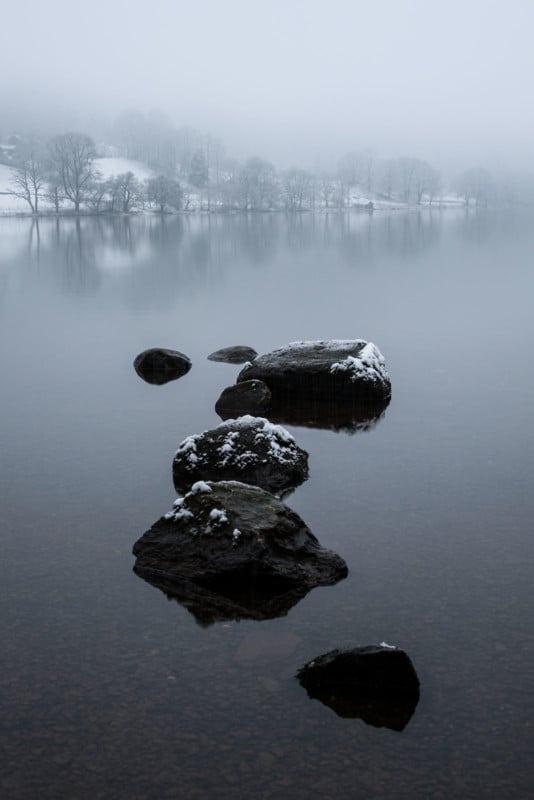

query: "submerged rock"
(134, 348), (191, 385)
(207, 345), (258, 364)
(215, 380), (271, 418)
(297, 644), (420, 731)
(237, 339), (391, 402)
(132, 480), (348, 625)
(172, 415), (308, 496)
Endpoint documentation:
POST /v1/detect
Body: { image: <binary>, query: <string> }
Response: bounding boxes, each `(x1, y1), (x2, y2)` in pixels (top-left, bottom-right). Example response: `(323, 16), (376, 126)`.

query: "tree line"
(4, 116), (532, 215)
(7, 132), (183, 215)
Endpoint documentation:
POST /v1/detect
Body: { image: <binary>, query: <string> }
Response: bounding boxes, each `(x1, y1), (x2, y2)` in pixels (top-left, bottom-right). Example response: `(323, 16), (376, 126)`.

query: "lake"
(1, 210), (533, 799)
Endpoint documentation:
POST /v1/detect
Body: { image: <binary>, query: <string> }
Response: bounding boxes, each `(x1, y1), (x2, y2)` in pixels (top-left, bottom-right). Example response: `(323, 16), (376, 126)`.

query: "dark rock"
(237, 339), (391, 402)
(215, 380), (271, 418)
(172, 416), (308, 496)
(297, 645), (420, 731)
(207, 345), (258, 364)
(132, 480), (348, 626)
(134, 348), (191, 385)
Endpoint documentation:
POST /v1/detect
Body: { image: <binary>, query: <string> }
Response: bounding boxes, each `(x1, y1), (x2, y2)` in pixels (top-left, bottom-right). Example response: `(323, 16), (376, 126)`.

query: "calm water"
(1, 210), (533, 799)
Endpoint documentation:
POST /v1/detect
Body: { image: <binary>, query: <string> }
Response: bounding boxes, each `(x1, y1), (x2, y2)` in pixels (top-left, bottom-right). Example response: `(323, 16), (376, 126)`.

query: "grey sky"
(2, 0), (533, 168)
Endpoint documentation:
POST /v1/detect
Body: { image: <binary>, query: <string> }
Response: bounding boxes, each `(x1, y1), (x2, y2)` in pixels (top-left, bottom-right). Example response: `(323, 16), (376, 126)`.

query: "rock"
(297, 645), (420, 731)
(132, 480), (348, 625)
(215, 380), (271, 418)
(207, 346), (258, 364)
(133, 348), (191, 385)
(237, 339), (391, 402)
(172, 415), (308, 496)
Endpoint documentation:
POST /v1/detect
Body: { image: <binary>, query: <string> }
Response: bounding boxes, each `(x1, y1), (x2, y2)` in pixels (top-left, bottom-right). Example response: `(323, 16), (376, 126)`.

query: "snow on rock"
(330, 341), (389, 384)
(209, 508), (229, 525)
(238, 339), (391, 401)
(190, 481), (212, 494)
(132, 480), (348, 625)
(172, 415), (309, 496)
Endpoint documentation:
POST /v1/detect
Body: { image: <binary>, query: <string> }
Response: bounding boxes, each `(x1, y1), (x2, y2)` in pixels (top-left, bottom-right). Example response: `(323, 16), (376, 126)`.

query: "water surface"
(1, 210), (533, 799)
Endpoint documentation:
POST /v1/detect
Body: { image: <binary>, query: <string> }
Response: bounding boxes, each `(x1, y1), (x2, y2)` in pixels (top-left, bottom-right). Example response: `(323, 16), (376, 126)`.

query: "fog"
(1, 0), (534, 170)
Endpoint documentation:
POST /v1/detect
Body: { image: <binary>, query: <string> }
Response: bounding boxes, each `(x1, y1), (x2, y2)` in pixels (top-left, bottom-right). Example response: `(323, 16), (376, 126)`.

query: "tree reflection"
(4, 209), (458, 305)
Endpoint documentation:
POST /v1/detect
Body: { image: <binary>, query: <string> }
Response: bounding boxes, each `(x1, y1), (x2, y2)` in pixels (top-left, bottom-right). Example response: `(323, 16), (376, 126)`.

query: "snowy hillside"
(93, 157), (153, 181)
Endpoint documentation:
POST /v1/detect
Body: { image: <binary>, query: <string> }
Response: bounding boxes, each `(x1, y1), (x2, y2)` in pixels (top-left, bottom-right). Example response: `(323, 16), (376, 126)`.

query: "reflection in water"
(2, 207), (534, 798)
(266, 395), (390, 434)
(298, 677), (419, 731)
(133, 567), (317, 627)
(217, 395), (389, 434)
(4, 209), (478, 306)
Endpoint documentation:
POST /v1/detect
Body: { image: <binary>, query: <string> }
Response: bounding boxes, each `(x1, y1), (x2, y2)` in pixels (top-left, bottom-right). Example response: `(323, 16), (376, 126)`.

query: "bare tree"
(145, 175), (182, 213)
(49, 133), (97, 212)
(281, 167), (313, 211)
(412, 160), (441, 204)
(108, 172), (143, 213)
(319, 173), (335, 208)
(238, 157), (277, 210)
(378, 159), (398, 200)
(85, 177), (108, 213)
(337, 152), (363, 206)
(45, 177), (64, 213)
(396, 157), (418, 203)
(452, 167), (494, 206)
(9, 144), (46, 213)
(360, 149), (375, 194)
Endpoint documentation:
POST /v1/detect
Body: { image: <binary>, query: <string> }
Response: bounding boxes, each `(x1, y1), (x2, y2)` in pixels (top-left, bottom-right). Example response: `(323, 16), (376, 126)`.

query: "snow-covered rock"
(172, 415), (308, 495)
(132, 480), (348, 625)
(237, 339), (391, 401)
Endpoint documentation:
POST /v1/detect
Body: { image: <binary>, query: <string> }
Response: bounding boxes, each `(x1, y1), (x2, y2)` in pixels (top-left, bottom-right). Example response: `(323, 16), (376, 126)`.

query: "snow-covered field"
(93, 157), (153, 181)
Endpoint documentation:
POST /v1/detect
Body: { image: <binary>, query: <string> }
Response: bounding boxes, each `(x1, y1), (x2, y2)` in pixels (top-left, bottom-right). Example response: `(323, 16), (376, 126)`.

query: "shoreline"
(0, 202), (474, 220)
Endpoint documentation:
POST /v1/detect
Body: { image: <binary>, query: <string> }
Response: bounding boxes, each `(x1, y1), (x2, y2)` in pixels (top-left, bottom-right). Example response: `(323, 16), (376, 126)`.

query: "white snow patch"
(175, 435), (199, 465)
(232, 528), (242, 542)
(330, 342), (389, 383)
(165, 501), (194, 522)
(93, 157), (153, 182)
(380, 641), (397, 649)
(286, 339), (367, 351)
(209, 508), (228, 525)
(190, 481), (212, 494)
(216, 416), (298, 467)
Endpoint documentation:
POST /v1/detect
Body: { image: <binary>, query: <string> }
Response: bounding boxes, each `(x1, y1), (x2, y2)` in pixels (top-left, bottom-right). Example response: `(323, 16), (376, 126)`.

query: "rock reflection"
(265, 394), (390, 434)
(217, 396), (388, 433)
(299, 681), (419, 731)
(133, 567), (318, 627)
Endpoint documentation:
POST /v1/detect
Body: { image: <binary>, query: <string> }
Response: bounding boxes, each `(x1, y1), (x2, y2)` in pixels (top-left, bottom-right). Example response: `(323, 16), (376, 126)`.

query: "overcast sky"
(1, 0), (533, 169)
